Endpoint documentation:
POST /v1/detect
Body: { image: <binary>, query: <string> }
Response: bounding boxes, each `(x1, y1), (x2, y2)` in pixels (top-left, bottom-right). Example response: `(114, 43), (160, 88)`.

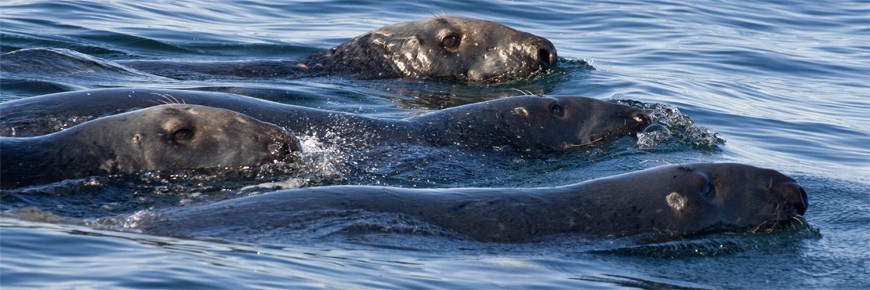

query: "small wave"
(614, 99), (725, 151)
(590, 224), (820, 259)
(2, 48), (154, 77)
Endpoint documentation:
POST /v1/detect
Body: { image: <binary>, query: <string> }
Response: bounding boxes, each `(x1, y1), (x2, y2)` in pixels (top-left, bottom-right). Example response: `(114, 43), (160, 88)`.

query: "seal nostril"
(531, 39), (557, 68)
(631, 111), (652, 130)
(796, 187), (808, 215)
(538, 48), (552, 67)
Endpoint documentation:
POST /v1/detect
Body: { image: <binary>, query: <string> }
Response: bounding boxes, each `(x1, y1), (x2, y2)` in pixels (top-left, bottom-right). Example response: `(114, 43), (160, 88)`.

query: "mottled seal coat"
(1, 17), (557, 82)
(141, 163), (808, 242)
(0, 104), (299, 188)
(300, 16), (558, 82)
(0, 89), (651, 152)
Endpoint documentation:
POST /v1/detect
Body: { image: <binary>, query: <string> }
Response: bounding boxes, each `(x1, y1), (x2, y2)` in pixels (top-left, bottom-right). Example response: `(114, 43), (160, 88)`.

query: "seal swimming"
(140, 163), (808, 242)
(0, 89), (651, 152)
(0, 104), (299, 188)
(1, 17), (557, 83)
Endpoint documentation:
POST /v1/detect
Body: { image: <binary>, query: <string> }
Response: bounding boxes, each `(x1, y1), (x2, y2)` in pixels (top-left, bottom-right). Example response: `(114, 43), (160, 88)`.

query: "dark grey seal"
(0, 104), (299, 188)
(300, 16), (558, 82)
(2, 17), (557, 83)
(141, 163), (809, 242)
(0, 89), (651, 152)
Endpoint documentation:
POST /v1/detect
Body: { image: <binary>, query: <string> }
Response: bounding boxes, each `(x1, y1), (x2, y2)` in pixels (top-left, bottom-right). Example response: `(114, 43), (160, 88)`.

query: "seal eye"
(441, 34), (461, 50)
(550, 103), (565, 117)
(702, 181), (715, 199)
(171, 128), (193, 143)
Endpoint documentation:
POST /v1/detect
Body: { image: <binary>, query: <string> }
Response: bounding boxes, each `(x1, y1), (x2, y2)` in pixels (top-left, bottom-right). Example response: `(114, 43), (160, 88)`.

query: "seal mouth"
(747, 215), (808, 234)
(746, 187), (809, 234)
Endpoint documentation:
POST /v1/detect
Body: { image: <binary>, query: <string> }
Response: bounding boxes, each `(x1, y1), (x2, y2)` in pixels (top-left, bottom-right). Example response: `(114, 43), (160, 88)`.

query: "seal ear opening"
(512, 107), (530, 118)
(666, 191), (688, 213)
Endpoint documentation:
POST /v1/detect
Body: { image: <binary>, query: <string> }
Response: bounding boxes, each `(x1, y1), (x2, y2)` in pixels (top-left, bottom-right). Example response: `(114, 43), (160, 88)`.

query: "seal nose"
(267, 129), (302, 160)
(629, 110), (652, 133)
(795, 186), (808, 215)
(531, 39), (557, 68)
(778, 181), (808, 216)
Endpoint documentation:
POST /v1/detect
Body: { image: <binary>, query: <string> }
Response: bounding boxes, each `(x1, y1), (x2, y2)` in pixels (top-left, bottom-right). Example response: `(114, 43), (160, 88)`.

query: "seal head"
(305, 16), (558, 82)
(500, 96), (651, 150)
(580, 163), (809, 237)
(116, 104), (300, 172)
(416, 95), (651, 151)
(1, 104), (300, 188)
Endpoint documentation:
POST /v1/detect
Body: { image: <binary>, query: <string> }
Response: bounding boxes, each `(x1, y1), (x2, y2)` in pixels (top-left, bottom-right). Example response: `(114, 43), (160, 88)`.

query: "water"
(1, 0), (868, 288)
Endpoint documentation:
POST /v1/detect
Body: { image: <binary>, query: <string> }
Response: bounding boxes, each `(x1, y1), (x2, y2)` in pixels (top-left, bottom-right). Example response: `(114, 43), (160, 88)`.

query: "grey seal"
(1, 104), (299, 188)
(2, 17), (557, 83)
(0, 89), (651, 152)
(141, 163), (809, 242)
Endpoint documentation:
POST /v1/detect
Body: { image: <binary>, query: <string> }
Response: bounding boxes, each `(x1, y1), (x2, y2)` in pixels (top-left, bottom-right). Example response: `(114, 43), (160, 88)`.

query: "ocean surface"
(1, 0), (868, 289)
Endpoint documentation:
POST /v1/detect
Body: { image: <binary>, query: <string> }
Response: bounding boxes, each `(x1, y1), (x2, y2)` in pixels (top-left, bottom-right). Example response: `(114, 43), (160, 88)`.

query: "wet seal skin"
(0, 89), (651, 152)
(301, 16), (558, 82)
(2, 17), (557, 83)
(0, 104), (299, 188)
(141, 163), (809, 242)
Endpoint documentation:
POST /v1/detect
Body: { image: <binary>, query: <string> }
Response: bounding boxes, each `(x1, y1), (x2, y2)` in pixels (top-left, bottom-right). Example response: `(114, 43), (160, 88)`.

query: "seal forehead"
(161, 107), (181, 115)
(234, 115), (251, 125)
(677, 165), (693, 172)
(182, 106), (199, 115)
(433, 16), (449, 25)
(160, 113), (192, 132)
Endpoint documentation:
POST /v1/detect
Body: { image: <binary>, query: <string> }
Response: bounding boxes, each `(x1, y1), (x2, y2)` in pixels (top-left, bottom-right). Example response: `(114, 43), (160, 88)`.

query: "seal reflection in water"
(0, 104), (299, 188)
(143, 163), (808, 242)
(0, 89), (652, 152)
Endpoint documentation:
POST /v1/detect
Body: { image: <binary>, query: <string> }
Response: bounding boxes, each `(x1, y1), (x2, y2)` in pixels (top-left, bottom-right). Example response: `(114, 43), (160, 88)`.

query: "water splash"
(614, 99), (725, 151)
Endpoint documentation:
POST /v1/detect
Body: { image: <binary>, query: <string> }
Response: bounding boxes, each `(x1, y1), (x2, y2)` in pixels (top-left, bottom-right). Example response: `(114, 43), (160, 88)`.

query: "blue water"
(1, 0), (868, 289)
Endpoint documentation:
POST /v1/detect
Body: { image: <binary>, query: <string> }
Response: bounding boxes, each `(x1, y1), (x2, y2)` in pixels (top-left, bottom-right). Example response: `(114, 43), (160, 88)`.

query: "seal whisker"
(791, 216), (805, 228)
(510, 88), (537, 96)
(566, 137), (605, 149)
(167, 93), (183, 104)
(151, 93), (183, 105)
(429, 11), (447, 21)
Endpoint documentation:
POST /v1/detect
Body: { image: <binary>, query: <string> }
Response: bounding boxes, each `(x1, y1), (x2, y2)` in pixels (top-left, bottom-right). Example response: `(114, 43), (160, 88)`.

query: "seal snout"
(623, 108), (653, 135)
(795, 187), (808, 215)
(631, 110), (653, 132)
(793, 185), (808, 216)
(530, 39), (558, 68)
(776, 181), (808, 216)
(270, 131), (302, 158)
